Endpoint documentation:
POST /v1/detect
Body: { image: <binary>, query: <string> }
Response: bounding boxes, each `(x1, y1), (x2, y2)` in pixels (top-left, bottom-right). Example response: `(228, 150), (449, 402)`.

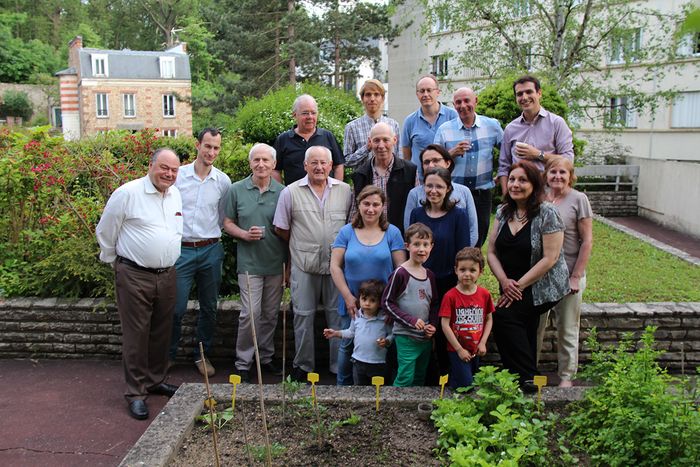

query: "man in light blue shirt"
(434, 88), (503, 246)
(401, 74), (458, 179)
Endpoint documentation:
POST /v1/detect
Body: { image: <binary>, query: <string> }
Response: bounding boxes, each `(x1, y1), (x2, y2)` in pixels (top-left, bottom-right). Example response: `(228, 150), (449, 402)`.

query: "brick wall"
(1, 298), (698, 373)
(584, 191), (638, 217)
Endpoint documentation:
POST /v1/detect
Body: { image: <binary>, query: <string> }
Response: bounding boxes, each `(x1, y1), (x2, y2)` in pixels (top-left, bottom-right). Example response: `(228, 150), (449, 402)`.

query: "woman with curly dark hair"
(487, 161), (569, 393)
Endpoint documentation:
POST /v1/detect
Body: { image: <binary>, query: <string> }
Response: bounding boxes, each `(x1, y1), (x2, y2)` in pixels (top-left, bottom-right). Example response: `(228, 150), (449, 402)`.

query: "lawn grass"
(478, 219), (700, 303)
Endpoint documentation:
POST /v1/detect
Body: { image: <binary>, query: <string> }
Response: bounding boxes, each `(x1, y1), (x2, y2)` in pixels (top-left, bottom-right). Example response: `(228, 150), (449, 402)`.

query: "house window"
(91, 54), (108, 77)
(96, 93), (109, 118)
(671, 91), (700, 128)
(163, 94), (176, 117)
(123, 94), (136, 118)
(606, 96), (637, 128)
(162, 129), (177, 137)
(519, 44), (533, 70)
(609, 28), (642, 64)
(677, 32), (700, 57)
(431, 11), (449, 34)
(160, 57), (176, 79)
(431, 55), (448, 77)
(512, 0), (532, 18)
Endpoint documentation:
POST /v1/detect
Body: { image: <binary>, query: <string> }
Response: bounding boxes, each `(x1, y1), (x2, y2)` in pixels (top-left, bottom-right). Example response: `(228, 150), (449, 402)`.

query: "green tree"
(0, 90), (34, 120)
(424, 0), (695, 119)
(304, 0), (400, 88)
(0, 13), (63, 83)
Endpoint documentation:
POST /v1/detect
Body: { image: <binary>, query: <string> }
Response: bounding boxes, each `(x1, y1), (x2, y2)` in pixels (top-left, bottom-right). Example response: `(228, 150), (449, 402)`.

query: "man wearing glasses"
(400, 74), (458, 179)
(273, 94), (345, 185)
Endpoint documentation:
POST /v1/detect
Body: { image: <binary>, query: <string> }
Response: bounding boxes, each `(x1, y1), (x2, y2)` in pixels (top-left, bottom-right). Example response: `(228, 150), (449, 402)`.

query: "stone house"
(55, 36), (192, 140)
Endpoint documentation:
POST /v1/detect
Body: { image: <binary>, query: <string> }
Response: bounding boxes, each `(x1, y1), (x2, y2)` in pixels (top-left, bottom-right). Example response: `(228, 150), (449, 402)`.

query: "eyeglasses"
(299, 111), (318, 117)
(416, 88), (437, 94)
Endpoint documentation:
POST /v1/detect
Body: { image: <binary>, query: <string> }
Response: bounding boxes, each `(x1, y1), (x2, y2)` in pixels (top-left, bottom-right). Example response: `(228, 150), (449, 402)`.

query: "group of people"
(96, 73), (592, 420)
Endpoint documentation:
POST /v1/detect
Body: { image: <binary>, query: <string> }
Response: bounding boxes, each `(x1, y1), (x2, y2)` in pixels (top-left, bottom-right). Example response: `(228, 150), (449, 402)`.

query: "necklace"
(515, 209), (528, 222)
(548, 188), (570, 205)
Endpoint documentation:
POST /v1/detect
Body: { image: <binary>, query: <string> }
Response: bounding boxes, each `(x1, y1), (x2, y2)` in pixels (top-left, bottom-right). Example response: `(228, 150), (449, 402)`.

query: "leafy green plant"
(197, 405), (234, 431)
(566, 326), (700, 466)
(431, 366), (554, 465)
(247, 442), (286, 462)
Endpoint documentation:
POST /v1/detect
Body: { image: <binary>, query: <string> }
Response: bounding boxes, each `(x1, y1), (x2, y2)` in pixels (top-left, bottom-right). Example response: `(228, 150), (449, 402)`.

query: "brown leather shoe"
(195, 358), (215, 377)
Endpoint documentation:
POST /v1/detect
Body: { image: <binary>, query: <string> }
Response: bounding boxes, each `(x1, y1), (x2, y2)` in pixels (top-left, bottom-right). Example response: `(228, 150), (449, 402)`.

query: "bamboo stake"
(245, 272), (273, 467)
(199, 342), (221, 467)
(281, 262), (287, 416)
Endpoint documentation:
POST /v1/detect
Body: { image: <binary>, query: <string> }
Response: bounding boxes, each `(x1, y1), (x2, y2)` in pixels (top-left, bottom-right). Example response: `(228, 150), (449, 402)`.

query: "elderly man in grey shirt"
(498, 74), (573, 193)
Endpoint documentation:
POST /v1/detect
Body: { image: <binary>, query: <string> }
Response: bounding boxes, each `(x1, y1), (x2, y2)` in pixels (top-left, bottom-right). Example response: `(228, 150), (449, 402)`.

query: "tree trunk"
(334, 32), (341, 88)
(288, 0), (296, 85)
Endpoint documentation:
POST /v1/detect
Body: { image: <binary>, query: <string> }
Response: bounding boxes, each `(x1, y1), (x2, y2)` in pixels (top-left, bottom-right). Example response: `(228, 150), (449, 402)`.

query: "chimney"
(68, 36), (83, 71)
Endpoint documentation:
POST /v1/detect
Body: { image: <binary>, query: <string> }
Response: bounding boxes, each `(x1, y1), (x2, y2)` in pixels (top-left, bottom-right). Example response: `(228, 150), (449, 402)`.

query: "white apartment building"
(388, 0), (700, 236)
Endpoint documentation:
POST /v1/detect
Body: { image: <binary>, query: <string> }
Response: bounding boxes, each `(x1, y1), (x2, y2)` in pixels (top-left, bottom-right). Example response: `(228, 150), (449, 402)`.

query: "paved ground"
(0, 215), (696, 467)
(608, 216), (700, 260)
(0, 358), (324, 467)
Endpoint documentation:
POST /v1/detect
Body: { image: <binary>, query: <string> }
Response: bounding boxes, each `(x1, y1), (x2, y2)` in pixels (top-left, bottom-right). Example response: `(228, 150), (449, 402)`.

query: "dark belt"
(181, 238), (219, 248)
(117, 256), (172, 274)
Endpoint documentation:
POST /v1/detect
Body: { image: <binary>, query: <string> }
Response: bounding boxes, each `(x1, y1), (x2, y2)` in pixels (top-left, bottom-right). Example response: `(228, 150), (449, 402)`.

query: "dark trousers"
(115, 260), (176, 402)
(352, 360), (386, 386)
(470, 188), (492, 248)
(493, 290), (559, 384)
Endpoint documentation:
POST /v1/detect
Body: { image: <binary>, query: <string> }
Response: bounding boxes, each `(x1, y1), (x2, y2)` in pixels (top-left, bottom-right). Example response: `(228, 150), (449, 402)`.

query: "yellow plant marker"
(307, 372), (319, 406)
(229, 374), (241, 412)
(439, 374), (449, 399)
(372, 376), (384, 411)
(533, 375), (547, 404)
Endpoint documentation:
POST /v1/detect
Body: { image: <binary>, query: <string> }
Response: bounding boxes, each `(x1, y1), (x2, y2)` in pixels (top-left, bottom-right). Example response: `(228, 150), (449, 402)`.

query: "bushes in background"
(233, 82), (363, 146)
(0, 127), (251, 298)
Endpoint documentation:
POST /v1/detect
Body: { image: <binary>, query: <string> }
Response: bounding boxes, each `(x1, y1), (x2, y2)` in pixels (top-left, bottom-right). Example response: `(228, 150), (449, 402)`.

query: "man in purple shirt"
(498, 75), (574, 193)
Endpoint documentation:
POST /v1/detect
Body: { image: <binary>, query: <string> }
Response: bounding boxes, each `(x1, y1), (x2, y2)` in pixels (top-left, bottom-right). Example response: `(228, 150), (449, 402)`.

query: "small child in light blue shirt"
(324, 279), (392, 385)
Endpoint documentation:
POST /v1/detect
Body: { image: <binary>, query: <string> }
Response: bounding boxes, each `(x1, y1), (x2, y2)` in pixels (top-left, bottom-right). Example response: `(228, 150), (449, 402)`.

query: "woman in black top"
(487, 161), (569, 392)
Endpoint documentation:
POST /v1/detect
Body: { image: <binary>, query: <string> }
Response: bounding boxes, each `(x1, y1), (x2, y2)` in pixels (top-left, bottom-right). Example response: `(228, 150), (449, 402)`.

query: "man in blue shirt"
(401, 74), (458, 179)
(434, 87), (503, 247)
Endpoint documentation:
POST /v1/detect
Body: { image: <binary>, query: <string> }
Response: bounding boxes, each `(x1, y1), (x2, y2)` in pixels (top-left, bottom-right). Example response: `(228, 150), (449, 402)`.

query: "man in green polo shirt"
(223, 143), (287, 383)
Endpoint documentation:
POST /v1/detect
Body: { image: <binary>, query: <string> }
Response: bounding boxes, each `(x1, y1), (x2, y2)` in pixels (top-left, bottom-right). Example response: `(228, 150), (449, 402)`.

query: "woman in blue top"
(330, 186), (406, 385)
(409, 167), (473, 380)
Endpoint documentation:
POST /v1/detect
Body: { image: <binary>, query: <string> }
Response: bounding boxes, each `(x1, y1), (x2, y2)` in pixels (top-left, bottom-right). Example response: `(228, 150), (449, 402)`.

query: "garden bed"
(171, 400), (439, 466)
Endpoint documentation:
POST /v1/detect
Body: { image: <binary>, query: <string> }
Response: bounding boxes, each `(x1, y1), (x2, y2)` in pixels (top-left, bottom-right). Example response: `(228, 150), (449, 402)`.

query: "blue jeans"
(336, 314), (354, 385)
(170, 242), (224, 360)
(448, 351), (480, 390)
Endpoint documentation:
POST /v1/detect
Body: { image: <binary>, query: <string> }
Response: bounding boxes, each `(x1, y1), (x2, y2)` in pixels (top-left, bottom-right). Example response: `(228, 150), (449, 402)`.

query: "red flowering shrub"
(0, 128), (250, 298)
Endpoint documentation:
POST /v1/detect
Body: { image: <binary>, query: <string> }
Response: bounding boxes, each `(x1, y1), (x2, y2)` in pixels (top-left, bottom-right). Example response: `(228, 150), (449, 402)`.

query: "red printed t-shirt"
(438, 286), (495, 353)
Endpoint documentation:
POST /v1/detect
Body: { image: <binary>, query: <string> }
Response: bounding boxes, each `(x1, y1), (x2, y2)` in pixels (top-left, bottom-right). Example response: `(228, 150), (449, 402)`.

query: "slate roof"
(77, 47), (191, 80)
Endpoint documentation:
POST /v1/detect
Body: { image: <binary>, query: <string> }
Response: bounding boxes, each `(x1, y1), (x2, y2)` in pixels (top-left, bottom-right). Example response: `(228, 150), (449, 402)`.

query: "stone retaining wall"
(583, 191), (638, 217)
(1, 298), (698, 372)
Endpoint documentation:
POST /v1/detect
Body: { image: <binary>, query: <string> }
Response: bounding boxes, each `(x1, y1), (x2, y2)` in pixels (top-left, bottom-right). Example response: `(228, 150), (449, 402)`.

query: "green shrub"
(0, 90), (34, 121)
(232, 82), (363, 147)
(0, 127), (251, 298)
(566, 327), (700, 466)
(431, 366), (554, 465)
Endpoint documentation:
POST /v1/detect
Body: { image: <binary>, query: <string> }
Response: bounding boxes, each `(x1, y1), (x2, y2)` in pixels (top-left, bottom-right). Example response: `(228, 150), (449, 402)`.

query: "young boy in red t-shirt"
(439, 247), (495, 390)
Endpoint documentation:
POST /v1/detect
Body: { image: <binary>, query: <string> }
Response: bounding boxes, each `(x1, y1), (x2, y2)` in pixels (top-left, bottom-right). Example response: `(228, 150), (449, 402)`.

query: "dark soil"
(170, 399), (439, 466)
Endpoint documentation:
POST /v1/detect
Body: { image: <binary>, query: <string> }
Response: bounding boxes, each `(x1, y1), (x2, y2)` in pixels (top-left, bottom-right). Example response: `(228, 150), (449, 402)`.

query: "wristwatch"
(537, 150), (545, 162)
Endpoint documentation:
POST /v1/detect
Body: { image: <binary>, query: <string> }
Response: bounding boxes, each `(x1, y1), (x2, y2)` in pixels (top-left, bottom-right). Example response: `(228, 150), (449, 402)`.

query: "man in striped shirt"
(344, 79), (400, 169)
(434, 87), (503, 247)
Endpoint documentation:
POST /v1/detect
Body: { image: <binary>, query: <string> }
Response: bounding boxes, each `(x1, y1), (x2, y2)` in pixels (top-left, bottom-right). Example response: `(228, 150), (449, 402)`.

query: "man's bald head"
(453, 87), (478, 124)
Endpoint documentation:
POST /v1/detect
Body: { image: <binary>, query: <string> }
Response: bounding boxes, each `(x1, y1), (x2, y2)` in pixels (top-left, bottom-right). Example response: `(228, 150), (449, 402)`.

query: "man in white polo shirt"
(96, 148), (182, 420)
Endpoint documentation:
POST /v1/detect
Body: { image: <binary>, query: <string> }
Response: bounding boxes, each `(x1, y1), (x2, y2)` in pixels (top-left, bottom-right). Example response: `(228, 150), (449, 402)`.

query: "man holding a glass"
(434, 87), (503, 247)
